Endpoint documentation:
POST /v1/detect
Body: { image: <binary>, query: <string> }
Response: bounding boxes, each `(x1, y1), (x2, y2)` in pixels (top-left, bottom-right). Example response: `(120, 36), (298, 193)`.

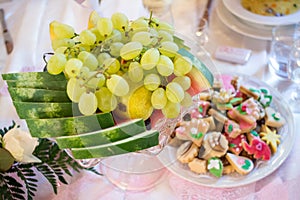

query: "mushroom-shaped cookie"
(177, 141), (199, 164)
(198, 132), (229, 160)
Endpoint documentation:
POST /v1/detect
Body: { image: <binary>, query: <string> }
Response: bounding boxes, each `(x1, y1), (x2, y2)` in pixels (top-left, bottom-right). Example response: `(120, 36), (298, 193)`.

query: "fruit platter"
(1, 11), (215, 161)
(158, 73), (295, 187)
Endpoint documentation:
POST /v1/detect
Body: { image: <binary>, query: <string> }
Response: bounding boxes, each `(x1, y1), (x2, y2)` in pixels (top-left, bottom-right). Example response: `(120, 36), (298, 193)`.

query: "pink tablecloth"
(0, 0), (299, 199)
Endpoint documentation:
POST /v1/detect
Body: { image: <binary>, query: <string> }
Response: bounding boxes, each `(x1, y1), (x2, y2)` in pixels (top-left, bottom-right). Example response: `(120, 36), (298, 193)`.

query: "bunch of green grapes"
(47, 11), (194, 118)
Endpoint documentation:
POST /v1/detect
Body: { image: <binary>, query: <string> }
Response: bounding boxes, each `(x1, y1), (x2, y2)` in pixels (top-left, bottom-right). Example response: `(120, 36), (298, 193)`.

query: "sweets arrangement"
(169, 75), (286, 177)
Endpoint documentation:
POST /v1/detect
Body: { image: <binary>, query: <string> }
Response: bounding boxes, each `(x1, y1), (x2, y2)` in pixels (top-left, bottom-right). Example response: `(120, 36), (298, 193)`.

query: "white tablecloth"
(0, 0), (299, 199)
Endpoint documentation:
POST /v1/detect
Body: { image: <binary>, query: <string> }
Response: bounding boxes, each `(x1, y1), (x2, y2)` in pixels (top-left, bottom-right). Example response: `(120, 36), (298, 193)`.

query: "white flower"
(2, 127), (41, 163)
(208, 159), (220, 170)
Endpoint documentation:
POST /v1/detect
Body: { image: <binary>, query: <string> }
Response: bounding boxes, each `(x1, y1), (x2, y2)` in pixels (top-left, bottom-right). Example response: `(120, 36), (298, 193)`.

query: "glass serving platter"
(157, 73), (295, 188)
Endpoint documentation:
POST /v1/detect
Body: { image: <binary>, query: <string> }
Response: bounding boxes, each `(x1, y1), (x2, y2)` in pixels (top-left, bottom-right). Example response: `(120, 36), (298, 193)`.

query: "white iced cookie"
(265, 107), (286, 128)
(225, 153), (254, 175)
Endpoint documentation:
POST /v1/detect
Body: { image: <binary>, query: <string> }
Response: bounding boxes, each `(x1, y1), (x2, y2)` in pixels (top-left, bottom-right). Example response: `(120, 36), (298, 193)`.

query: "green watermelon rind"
(70, 129), (159, 159)
(26, 112), (115, 138)
(6, 80), (67, 90)
(177, 48), (214, 87)
(8, 87), (70, 102)
(2, 71), (66, 81)
(13, 101), (81, 119)
(56, 119), (146, 148)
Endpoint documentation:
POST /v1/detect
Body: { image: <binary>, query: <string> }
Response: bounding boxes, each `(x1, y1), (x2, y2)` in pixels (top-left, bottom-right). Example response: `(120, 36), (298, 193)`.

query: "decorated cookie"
(265, 107), (286, 128)
(227, 98), (261, 125)
(211, 88), (236, 111)
(191, 101), (211, 118)
(188, 158), (207, 174)
(175, 118), (209, 146)
(207, 157), (223, 177)
(177, 141), (199, 164)
(224, 119), (242, 138)
(203, 116), (216, 131)
(239, 85), (260, 100)
(226, 153), (254, 175)
(224, 133), (246, 155)
(260, 125), (281, 153)
(198, 132), (229, 160)
(242, 137), (271, 161)
(223, 164), (236, 175)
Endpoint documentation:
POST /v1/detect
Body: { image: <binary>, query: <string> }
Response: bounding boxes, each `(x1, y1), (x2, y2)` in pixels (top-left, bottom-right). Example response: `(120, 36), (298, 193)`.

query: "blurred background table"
(0, 0), (299, 199)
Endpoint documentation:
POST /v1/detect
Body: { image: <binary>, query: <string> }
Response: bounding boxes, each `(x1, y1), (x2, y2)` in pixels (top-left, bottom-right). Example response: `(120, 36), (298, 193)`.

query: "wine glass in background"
(283, 38), (300, 113)
(195, 18), (209, 47)
(142, 0), (174, 25)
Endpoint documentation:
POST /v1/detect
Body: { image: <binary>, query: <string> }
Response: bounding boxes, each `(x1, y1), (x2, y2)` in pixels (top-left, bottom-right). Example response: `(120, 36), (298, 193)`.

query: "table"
(0, 0), (299, 199)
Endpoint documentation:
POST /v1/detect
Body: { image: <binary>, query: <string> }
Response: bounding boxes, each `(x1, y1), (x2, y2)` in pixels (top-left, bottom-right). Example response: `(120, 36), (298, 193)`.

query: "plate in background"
(216, 1), (272, 40)
(223, 0), (300, 26)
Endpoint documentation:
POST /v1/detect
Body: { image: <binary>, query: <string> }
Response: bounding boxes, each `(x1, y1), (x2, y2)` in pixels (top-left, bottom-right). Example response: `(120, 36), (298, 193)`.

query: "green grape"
(78, 92), (98, 116)
(95, 87), (118, 113)
(174, 55), (192, 76)
(79, 29), (96, 45)
(97, 17), (113, 37)
(54, 46), (67, 54)
(131, 18), (149, 32)
(97, 52), (111, 65)
(96, 73), (106, 87)
(47, 53), (67, 75)
(181, 92), (193, 107)
(158, 30), (173, 42)
(131, 31), (153, 46)
(90, 27), (105, 43)
(79, 66), (90, 80)
(162, 101), (181, 118)
(67, 77), (85, 102)
(140, 48), (160, 70)
(166, 82), (184, 103)
(65, 58), (83, 78)
(128, 61), (144, 82)
(172, 76), (191, 90)
(111, 12), (129, 31)
(110, 42), (124, 57)
(107, 29), (122, 42)
(144, 73), (161, 91)
(156, 54), (174, 76)
(106, 74), (129, 96)
(151, 87), (167, 109)
(156, 21), (174, 34)
(149, 28), (159, 45)
(103, 58), (120, 74)
(50, 21), (75, 40)
(159, 41), (179, 58)
(78, 51), (98, 71)
(120, 41), (143, 60)
(51, 38), (75, 50)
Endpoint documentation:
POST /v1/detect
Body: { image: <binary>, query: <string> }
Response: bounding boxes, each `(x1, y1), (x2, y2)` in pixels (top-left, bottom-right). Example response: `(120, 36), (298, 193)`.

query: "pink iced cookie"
(242, 137), (271, 161)
(224, 119), (242, 138)
(224, 133), (246, 155)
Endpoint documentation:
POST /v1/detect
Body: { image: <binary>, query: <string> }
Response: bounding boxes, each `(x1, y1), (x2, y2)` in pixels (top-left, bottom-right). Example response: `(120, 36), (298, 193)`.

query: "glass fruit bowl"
(2, 11), (219, 191)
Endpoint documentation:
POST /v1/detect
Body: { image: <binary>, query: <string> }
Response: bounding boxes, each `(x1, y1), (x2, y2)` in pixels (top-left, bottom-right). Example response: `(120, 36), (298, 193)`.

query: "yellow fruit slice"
(128, 86), (154, 120)
(88, 10), (101, 29)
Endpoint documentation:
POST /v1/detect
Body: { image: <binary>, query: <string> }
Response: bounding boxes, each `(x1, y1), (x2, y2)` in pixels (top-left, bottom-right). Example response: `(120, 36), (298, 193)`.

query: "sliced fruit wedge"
(2, 71), (66, 81)
(177, 48), (214, 95)
(6, 80), (67, 90)
(26, 112), (115, 137)
(13, 102), (80, 119)
(56, 119), (146, 148)
(8, 88), (70, 102)
(70, 129), (159, 158)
